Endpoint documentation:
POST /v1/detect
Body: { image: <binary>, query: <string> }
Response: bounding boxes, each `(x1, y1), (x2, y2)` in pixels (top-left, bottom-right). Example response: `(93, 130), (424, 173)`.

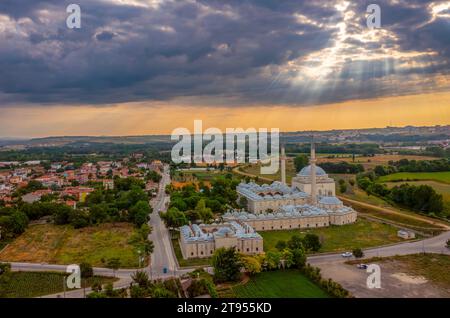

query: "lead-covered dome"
(298, 164), (327, 176)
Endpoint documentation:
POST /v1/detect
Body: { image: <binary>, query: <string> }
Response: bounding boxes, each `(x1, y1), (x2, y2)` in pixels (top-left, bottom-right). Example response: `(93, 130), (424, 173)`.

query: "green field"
(0, 271), (116, 298)
(0, 223), (141, 268)
(260, 219), (406, 253)
(379, 172), (450, 184)
(172, 239), (211, 267)
(231, 270), (329, 298)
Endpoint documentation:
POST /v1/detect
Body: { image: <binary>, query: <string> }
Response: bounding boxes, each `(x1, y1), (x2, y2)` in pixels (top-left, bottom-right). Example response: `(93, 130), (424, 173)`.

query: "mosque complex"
(179, 142), (358, 259)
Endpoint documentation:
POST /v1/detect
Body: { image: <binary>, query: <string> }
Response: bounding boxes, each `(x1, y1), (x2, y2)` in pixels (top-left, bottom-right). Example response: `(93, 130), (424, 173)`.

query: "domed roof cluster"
(237, 181), (308, 201)
(297, 164), (327, 177)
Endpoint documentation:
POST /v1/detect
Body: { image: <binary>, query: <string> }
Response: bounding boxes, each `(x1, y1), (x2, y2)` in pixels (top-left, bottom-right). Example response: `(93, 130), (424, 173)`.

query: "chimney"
(310, 137), (317, 204)
(281, 145), (286, 185)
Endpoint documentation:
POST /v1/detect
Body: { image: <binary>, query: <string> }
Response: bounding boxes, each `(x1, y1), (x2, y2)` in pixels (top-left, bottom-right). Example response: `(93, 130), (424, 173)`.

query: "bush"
(352, 248), (364, 258)
(187, 279), (216, 298)
(79, 262), (93, 278)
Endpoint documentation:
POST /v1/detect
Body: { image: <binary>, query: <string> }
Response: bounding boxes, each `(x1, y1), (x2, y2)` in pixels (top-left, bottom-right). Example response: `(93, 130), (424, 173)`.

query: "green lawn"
(379, 172), (450, 184)
(231, 270), (329, 298)
(260, 219), (406, 253)
(172, 239), (211, 267)
(0, 223), (141, 268)
(0, 271), (116, 298)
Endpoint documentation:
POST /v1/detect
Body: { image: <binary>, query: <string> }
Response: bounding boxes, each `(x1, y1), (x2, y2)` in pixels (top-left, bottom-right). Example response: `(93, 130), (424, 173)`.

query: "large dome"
(298, 164), (327, 176)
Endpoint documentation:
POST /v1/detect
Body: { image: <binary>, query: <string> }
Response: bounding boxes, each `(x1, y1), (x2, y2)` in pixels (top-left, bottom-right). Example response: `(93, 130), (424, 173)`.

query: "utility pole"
(63, 276), (66, 298)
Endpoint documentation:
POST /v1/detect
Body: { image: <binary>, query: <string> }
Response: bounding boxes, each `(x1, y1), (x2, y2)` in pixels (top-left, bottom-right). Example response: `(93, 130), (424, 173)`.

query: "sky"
(0, 0), (449, 137)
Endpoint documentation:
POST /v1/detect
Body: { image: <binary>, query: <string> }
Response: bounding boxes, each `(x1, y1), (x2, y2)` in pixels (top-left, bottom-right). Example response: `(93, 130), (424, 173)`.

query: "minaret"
(281, 145), (286, 185)
(310, 137), (317, 204)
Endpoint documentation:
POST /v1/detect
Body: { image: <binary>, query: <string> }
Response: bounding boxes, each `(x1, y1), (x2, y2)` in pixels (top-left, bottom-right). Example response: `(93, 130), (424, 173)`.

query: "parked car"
(357, 264), (368, 269)
(341, 252), (353, 258)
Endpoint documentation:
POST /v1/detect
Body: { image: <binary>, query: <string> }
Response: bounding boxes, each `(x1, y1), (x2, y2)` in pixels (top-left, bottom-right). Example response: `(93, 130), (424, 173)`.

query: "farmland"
(0, 223), (140, 268)
(230, 270), (329, 298)
(0, 271), (116, 298)
(379, 172), (450, 184)
(317, 154), (439, 170)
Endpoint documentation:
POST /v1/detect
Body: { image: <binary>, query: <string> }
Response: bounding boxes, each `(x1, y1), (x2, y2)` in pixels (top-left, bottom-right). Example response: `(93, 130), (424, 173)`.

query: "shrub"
(352, 248), (364, 258)
(79, 262), (93, 278)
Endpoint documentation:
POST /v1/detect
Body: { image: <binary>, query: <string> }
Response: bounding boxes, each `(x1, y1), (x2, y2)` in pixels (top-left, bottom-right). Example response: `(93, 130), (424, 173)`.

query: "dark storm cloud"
(0, 0), (448, 107)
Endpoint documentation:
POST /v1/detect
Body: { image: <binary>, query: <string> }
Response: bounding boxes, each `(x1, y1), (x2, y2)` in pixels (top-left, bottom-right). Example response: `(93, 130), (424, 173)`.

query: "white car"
(341, 252), (353, 258)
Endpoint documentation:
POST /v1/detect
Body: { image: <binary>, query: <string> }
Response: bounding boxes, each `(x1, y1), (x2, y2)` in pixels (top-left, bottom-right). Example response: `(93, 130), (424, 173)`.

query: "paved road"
(308, 230), (450, 266)
(148, 165), (180, 279)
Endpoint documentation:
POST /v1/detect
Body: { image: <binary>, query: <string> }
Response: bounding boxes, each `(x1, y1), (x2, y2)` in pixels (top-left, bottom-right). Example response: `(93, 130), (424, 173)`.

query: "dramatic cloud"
(0, 0), (449, 106)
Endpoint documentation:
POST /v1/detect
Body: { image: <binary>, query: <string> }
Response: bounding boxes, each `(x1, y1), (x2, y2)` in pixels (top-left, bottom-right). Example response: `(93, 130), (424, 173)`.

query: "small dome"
(298, 165), (327, 176)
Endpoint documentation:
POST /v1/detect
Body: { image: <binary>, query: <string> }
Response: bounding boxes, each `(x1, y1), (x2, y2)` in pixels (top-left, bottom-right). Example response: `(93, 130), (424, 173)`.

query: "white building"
(179, 221), (263, 259)
(235, 140), (357, 226)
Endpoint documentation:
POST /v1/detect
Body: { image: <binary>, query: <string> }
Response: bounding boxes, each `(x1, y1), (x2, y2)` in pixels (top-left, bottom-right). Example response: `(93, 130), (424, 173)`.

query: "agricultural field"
(0, 223), (140, 268)
(317, 154), (439, 171)
(260, 218), (406, 253)
(230, 270), (329, 298)
(378, 172), (450, 184)
(0, 271), (116, 298)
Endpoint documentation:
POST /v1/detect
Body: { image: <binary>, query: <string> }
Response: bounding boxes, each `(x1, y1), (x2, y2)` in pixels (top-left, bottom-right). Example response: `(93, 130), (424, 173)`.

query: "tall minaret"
(310, 137), (317, 204)
(281, 145), (286, 185)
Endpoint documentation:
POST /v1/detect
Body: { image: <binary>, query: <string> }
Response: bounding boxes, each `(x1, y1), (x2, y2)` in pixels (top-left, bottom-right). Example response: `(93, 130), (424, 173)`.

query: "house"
(103, 179), (114, 190)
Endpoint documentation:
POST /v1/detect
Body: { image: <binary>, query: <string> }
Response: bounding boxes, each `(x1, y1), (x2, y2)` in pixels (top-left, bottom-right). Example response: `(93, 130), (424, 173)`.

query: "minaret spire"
(310, 136), (317, 204)
(281, 145), (286, 185)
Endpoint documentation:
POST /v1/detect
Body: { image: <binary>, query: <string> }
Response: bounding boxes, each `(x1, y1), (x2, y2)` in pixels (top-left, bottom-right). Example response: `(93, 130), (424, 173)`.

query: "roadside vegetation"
(0, 263), (116, 298)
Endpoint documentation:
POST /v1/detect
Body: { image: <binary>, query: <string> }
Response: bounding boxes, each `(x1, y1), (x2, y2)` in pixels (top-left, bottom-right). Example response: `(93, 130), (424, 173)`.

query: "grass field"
(0, 223), (140, 268)
(172, 238), (211, 267)
(260, 219), (406, 253)
(0, 271), (116, 298)
(379, 172), (450, 184)
(240, 160), (296, 183)
(231, 270), (329, 298)
(340, 198), (445, 232)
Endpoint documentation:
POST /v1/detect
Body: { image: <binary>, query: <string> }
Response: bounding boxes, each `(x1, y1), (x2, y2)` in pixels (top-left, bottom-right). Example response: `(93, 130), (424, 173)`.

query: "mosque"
(179, 141), (357, 259)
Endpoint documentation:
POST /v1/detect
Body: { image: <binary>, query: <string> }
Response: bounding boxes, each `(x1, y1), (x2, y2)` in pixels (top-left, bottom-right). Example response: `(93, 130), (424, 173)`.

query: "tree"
(129, 200), (151, 227)
(106, 258), (121, 277)
(303, 233), (321, 252)
(353, 248), (364, 258)
(265, 251), (281, 270)
(275, 240), (287, 251)
(294, 154), (309, 172)
(131, 271), (150, 288)
(80, 262), (93, 278)
(212, 247), (242, 283)
(241, 255), (261, 275)
(195, 199), (214, 224)
(292, 248), (307, 269)
(161, 207), (188, 229)
(281, 248), (294, 269)
(288, 235), (304, 250)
